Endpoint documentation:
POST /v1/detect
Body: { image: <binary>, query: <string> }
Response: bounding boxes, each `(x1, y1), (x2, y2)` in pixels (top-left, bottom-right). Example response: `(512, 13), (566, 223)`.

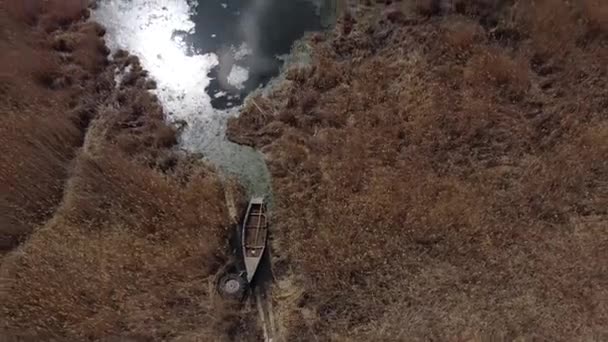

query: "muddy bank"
(228, 0), (608, 340)
(0, 3), (259, 340)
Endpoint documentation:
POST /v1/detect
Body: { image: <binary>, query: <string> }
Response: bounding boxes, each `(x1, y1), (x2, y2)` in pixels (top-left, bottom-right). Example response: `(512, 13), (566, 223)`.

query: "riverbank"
(0, 2), (258, 340)
(229, 0), (608, 340)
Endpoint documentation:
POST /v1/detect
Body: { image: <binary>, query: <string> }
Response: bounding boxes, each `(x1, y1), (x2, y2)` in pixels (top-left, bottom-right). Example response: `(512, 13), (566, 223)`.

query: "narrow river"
(92, 0), (336, 197)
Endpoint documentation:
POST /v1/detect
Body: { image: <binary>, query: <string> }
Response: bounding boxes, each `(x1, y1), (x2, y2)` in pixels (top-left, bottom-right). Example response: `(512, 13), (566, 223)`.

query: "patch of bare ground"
(1, 2), (259, 340)
(228, 0), (608, 340)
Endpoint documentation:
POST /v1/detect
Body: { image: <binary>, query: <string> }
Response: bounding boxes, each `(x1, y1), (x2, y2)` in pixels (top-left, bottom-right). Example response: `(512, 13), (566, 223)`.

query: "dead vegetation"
(1, 150), (251, 340)
(0, 1), (108, 252)
(229, 0), (608, 340)
(1, 3), (258, 340)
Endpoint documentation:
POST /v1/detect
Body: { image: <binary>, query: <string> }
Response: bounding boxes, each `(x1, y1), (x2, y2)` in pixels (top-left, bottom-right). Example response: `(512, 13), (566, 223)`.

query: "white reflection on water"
(92, 0), (218, 121)
(92, 0), (271, 196)
(227, 64), (249, 89)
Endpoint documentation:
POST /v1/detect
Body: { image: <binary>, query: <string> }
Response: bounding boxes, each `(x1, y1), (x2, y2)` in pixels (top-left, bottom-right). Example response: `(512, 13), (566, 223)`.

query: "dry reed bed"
(0, 0), (107, 251)
(1, 2), (258, 340)
(228, 0), (608, 340)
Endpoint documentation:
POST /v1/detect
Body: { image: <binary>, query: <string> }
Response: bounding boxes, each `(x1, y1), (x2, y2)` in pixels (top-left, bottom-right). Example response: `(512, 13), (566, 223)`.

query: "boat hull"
(241, 197), (268, 282)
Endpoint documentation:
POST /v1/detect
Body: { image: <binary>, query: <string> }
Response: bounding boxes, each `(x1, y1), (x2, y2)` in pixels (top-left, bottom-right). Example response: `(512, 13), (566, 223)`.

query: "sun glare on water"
(92, 0), (271, 197)
(92, 0), (221, 122)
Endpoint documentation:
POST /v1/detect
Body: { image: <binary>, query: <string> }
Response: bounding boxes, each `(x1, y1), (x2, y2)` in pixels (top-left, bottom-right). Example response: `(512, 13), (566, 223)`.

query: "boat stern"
(250, 196), (265, 205)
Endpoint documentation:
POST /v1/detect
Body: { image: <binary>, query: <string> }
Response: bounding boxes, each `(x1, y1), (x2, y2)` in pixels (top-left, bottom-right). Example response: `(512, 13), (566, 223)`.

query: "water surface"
(93, 0), (334, 195)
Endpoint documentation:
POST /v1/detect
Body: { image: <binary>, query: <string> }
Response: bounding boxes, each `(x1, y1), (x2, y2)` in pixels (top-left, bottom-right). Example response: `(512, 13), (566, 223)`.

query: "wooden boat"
(241, 197), (268, 283)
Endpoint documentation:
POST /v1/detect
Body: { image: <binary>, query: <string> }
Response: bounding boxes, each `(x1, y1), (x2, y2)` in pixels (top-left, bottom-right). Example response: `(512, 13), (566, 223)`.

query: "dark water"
(93, 0), (336, 196)
(186, 0), (325, 109)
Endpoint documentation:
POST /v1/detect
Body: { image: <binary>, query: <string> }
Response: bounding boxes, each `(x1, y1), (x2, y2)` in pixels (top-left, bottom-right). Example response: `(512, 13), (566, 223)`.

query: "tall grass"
(1, 150), (239, 339)
(1, 51), (258, 339)
(1, 4), (259, 339)
(0, 114), (81, 244)
(4, 0), (87, 27)
(0, 4), (104, 251)
(228, 0), (608, 340)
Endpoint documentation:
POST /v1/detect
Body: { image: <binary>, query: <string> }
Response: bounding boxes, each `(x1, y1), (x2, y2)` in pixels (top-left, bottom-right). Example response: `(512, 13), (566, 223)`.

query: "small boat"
(241, 196), (268, 283)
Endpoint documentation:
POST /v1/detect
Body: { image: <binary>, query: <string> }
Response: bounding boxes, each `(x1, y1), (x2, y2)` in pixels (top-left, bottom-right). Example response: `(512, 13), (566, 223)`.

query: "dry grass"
(464, 46), (530, 97)
(229, 0), (608, 340)
(4, 0), (87, 28)
(2, 91), (258, 339)
(0, 3), (107, 251)
(583, 0), (608, 34)
(443, 19), (484, 52)
(414, 0), (441, 16)
(0, 114), (81, 244)
(1, 150), (245, 340)
(1, 4), (258, 340)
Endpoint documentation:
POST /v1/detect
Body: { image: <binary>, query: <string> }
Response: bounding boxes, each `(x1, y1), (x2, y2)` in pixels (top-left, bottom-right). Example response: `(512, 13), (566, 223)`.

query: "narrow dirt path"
(253, 250), (278, 342)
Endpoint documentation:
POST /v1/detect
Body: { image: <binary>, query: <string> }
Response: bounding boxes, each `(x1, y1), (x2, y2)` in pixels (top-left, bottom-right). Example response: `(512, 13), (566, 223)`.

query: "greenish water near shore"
(93, 0), (340, 199)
